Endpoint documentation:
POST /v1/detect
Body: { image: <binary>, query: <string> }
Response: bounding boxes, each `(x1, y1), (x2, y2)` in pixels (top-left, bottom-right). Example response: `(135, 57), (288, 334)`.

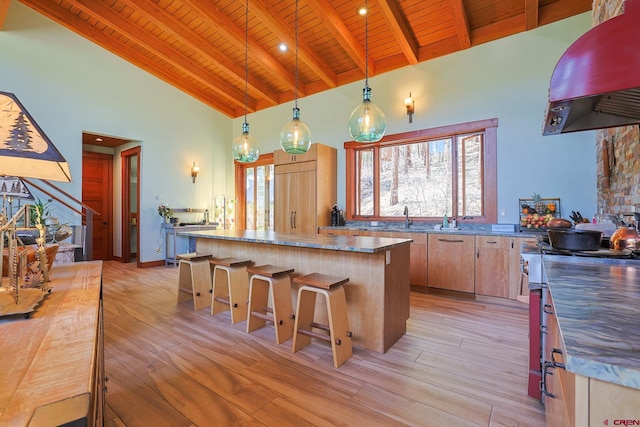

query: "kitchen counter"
(179, 229), (412, 253)
(321, 224), (538, 238)
(182, 230), (412, 353)
(543, 255), (640, 390)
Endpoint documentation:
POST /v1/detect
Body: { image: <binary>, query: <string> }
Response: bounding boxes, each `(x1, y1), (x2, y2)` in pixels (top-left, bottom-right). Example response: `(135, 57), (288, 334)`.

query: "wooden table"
(180, 230), (412, 353)
(0, 261), (104, 426)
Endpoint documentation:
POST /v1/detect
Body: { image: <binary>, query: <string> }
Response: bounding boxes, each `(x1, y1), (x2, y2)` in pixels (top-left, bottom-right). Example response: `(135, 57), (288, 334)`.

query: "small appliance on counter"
(331, 204), (345, 226)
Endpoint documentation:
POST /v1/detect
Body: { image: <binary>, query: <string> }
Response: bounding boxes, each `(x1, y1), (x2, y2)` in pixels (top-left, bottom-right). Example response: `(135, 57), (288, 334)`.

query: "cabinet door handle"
(486, 240), (498, 244)
(543, 304), (553, 314)
(551, 348), (566, 370)
(290, 211), (294, 229)
(541, 361), (556, 398)
(293, 211), (297, 229)
(437, 239), (464, 243)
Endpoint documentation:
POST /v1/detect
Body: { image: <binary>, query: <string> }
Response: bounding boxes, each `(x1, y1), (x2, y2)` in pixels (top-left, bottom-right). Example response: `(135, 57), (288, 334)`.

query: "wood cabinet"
(476, 236), (535, 299)
(543, 288), (640, 427)
(274, 143), (336, 234)
(319, 229), (427, 286)
(0, 261), (105, 426)
(427, 234), (475, 293)
(370, 231), (427, 287)
(475, 235), (510, 297)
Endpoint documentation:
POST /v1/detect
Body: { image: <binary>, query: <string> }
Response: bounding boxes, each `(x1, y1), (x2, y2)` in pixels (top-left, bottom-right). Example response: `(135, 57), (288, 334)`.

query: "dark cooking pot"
(547, 229), (603, 251)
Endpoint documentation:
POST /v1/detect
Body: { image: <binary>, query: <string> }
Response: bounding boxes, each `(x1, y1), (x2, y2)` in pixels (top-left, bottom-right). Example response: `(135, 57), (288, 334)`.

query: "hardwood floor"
(102, 261), (545, 427)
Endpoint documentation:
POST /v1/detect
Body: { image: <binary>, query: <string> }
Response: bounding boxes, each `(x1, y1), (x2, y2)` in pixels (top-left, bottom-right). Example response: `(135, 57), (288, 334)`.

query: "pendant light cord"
(294, 0), (299, 110)
(243, 0), (249, 124)
(364, 0), (369, 90)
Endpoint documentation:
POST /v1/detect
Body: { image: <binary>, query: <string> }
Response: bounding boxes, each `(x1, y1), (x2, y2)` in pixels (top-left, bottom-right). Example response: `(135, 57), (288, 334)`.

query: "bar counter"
(180, 230), (413, 353)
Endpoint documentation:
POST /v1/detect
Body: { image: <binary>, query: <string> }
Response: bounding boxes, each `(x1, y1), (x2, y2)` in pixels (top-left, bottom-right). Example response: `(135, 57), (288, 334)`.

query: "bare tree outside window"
(345, 119), (497, 223)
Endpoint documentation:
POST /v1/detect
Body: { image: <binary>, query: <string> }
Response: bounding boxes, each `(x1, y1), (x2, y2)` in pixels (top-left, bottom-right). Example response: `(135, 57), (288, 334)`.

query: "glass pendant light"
(348, 2), (386, 142)
(233, 0), (260, 163)
(280, 0), (312, 154)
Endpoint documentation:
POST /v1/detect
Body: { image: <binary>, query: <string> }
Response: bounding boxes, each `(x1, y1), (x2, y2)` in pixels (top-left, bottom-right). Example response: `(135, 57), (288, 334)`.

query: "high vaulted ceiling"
(6, 0), (591, 118)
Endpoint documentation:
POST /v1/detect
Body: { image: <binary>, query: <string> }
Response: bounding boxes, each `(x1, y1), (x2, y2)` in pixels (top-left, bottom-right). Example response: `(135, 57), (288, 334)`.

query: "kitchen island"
(543, 255), (640, 425)
(180, 229), (412, 353)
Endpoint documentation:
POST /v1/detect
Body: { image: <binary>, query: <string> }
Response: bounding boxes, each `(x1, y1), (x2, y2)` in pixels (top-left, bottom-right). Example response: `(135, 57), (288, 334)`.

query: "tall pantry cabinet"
(274, 143), (337, 234)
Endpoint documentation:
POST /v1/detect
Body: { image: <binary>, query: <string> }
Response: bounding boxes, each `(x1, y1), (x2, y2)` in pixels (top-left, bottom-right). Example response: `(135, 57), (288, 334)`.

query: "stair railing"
(21, 178), (99, 260)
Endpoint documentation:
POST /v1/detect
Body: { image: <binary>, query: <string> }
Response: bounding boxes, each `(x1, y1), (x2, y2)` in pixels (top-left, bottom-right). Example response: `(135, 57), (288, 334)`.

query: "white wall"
(240, 12), (596, 224)
(1, 1), (596, 263)
(1, 1), (233, 262)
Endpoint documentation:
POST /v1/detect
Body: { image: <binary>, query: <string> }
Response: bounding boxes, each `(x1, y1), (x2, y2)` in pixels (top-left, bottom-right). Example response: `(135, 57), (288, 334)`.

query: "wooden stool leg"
(211, 266), (229, 316)
(177, 261), (193, 305)
(227, 266), (249, 323)
(292, 288), (317, 352)
(326, 286), (353, 368)
(270, 275), (294, 344)
(191, 261), (212, 311)
(247, 277), (269, 333)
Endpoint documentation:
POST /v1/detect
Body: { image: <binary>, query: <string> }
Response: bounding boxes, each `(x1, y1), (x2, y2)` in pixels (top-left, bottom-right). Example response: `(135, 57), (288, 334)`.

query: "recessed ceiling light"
(356, 6), (368, 16)
(278, 43), (288, 52)
(95, 138), (103, 142)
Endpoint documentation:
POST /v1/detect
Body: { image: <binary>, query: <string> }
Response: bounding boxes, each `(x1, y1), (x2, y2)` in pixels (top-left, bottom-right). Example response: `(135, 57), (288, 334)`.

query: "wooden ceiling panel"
(12, 0), (591, 118)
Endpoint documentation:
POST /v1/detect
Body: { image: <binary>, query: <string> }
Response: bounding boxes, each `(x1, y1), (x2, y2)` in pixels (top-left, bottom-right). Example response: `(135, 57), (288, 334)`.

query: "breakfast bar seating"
(246, 264), (295, 344)
(210, 257), (252, 323)
(292, 272), (353, 368)
(176, 252), (213, 311)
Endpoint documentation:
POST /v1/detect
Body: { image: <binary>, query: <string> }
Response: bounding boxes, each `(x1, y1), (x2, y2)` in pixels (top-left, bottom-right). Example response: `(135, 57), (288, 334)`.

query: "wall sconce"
(191, 162), (200, 183)
(404, 92), (415, 123)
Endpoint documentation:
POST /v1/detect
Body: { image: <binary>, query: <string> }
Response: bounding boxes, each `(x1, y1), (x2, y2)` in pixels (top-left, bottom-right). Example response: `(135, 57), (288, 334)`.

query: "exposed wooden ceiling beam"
(447, 0), (471, 49)
(305, 0), (369, 74)
(126, 0), (278, 107)
(180, 0), (297, 95)
(19, 0), (237, 116)
(525, 0), (540, 30)
(377, 0), (419, 66)
(250, 0), (338, 90)
(65, 0), (249, 111)
(0, 0), (10, 30)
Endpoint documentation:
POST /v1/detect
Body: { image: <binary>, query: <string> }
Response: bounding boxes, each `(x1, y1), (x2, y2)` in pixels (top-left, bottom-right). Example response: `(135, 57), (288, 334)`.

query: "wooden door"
(83, 152), (113, 260)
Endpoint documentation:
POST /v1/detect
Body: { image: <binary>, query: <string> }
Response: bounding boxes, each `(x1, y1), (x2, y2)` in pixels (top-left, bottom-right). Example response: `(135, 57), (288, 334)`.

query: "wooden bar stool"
(246, 265), (295, 344)
(176, 252), (213, 311)
(292, 273), (352, 368)
(210, 257), (252, 323)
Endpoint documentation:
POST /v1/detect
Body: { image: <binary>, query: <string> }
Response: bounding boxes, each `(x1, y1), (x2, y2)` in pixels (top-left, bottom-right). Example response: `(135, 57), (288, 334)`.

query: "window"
(234, 153), (274, 231)
(345, 118), (497, 223)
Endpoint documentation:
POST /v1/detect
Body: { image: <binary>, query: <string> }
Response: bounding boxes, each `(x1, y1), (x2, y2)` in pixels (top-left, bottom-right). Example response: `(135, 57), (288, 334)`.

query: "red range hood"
(543, 0), (640, 135)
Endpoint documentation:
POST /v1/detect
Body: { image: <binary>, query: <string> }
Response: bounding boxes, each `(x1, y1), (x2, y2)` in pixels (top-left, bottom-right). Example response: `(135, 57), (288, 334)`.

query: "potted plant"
(157, 205), (173, 223)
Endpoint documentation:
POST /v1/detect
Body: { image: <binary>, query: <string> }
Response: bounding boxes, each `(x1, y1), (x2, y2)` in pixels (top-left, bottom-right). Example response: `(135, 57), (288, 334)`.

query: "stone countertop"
(178, 229), (412, 253)
(543, 255), (640, 390)
(320, 224), (540, 238)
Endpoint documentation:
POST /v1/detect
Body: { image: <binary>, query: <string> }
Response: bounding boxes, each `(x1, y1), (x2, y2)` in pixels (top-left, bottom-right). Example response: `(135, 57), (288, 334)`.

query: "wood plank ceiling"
(6, 0), (591, 118)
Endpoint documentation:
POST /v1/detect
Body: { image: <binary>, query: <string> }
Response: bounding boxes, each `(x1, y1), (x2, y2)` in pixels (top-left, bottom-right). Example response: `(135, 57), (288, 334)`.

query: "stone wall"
(594, 0), (640, 216)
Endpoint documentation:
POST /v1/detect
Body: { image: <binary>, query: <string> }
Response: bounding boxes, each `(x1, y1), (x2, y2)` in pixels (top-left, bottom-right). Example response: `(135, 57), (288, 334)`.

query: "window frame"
(344, 118), (498, 224)
(234, 152), (274, 231)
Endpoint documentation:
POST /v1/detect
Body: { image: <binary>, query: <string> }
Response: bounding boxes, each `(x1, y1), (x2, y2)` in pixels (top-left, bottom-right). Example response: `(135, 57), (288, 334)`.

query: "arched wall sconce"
(191, 162), (200, 183)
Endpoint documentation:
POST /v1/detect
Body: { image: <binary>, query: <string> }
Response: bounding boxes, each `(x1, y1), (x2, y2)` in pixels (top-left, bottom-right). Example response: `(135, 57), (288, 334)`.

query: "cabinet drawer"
(476, 235), (510, 249)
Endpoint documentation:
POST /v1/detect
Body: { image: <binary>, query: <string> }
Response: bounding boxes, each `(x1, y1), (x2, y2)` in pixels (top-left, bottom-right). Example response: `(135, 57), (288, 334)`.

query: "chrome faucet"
(404, 205), (413, 228)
